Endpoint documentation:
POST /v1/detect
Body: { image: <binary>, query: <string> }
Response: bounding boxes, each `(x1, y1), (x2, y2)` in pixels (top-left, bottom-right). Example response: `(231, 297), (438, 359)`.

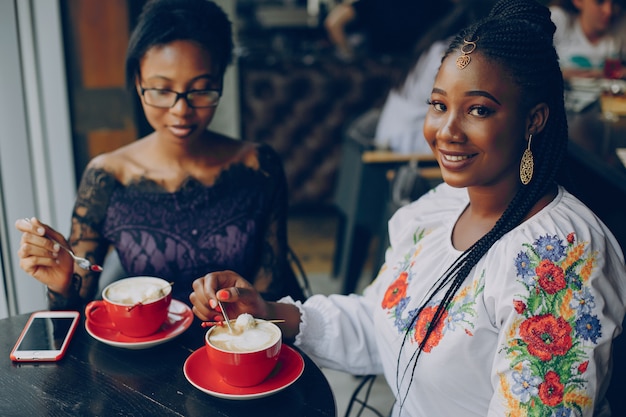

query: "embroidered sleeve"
(496, 232), (615, 416)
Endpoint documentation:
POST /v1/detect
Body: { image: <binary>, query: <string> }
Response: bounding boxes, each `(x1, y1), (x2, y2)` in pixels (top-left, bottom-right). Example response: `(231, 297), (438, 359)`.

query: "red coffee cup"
(85, 276), (172, 337)
(205, 319), (282, 387)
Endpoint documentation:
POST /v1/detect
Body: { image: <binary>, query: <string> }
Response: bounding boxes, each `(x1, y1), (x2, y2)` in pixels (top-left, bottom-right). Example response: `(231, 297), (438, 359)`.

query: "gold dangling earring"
(520, 134), (534, 185)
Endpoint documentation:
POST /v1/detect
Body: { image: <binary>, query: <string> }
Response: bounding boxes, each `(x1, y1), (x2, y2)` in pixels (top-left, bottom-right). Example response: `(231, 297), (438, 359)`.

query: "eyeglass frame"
(138, 85), (222, 109)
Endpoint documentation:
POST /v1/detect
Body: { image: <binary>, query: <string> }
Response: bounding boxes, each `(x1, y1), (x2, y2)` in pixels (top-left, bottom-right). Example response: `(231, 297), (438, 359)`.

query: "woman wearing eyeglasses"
(15, 0), (304, 310)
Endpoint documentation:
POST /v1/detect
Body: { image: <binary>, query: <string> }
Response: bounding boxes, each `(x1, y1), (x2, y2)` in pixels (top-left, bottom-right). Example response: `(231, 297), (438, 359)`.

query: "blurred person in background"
(324, 0), (452, 60)
(549, 0), (626, 79)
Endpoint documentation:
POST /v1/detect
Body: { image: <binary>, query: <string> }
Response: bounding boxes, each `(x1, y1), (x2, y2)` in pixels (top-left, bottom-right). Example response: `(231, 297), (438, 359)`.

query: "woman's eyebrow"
(431, 87), (446, 96)
(431, 88), (501, 106)
(466, 90), (501, 105)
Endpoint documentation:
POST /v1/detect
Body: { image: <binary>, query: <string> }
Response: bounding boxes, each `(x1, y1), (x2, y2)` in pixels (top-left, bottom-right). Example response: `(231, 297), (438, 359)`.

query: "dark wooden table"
(0, 313), (336, 417)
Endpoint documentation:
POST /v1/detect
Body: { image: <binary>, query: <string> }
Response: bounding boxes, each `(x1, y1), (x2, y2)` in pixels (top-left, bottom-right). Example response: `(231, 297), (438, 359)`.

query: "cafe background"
(0, 0), (402, 319)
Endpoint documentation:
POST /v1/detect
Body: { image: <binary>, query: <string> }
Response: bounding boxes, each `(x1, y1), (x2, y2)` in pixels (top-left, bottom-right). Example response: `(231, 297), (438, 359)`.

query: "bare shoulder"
(84, 138), (150, 182)
(207, 132), (265, 167)
(233, 139), (279, 172)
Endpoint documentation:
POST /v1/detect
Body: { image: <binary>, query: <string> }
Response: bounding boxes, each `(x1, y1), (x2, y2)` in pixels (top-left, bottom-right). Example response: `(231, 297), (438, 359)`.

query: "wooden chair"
(333, 108), (441, 295)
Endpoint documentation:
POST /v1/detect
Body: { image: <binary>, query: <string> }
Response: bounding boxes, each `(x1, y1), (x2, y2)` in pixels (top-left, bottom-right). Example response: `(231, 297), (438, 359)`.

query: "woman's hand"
(190, 270), (269, 322)
(14, 217), (74, 295)
(191, 270), (304, 340)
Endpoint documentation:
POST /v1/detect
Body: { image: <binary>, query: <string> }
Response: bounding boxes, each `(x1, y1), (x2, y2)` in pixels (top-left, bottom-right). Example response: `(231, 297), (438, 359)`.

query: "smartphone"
(10, 310), (80, 362)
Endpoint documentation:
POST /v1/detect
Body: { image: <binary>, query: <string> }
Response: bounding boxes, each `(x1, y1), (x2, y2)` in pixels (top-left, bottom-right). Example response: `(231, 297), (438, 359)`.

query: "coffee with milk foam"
(209, 314), (280, 353)
(106, 280), (167, 305)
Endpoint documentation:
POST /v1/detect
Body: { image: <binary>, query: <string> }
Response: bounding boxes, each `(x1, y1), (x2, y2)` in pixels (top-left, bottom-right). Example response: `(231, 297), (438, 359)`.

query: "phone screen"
(16, 317), (76, 351)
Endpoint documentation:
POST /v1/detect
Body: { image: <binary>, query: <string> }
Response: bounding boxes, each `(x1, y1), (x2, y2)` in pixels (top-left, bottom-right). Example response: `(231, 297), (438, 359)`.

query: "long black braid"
(395, 0), (570, 410)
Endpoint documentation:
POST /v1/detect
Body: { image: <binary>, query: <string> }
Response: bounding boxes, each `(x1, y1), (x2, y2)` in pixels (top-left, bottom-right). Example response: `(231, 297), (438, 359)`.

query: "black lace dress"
(65, 144), (298, 307)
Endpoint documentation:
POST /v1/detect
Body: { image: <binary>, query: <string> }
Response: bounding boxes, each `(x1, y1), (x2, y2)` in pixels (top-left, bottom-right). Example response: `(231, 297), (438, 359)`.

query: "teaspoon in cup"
(217, 300), (234, 333)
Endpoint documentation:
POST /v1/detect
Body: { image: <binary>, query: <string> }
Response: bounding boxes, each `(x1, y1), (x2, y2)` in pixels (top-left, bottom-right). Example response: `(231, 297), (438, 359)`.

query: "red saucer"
(85, 299), (193, 349)
(183, 344), (305, 400)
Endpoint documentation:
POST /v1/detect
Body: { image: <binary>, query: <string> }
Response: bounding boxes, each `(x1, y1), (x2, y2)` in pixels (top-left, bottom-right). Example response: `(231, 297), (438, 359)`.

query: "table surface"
(0, 312), (337, 417)
(565, 102), (626, 254)
(567, 102), (626, 192)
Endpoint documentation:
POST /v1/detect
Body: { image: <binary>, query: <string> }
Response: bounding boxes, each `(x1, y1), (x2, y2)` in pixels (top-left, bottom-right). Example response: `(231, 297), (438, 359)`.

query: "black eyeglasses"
(139, 86), (221, 108)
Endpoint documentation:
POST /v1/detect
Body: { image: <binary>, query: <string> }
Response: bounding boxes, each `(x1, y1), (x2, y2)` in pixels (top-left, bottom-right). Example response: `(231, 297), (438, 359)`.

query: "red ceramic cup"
(85, 276), (172, 337)
(205, 319), (282, 387)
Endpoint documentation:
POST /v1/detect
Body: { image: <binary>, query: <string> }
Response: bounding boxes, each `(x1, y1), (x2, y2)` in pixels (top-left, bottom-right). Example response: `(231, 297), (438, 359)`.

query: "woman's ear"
(527, 102), (549, 136)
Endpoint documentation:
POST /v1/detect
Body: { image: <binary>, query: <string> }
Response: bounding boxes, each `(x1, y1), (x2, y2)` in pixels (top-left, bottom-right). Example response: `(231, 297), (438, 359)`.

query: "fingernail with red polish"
(217, 289), (230, 300)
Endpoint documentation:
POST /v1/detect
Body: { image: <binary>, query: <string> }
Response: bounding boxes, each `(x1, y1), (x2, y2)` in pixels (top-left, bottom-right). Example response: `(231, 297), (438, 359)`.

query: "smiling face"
(137, 40), (222, 145)
(423, 51), (532, 194)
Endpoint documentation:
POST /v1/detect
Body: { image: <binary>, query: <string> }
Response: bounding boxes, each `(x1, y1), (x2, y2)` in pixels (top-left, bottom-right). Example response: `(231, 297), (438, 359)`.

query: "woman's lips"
(168, 124), (195, 138)
(438, 151), (477, 170)
(442, 154), (471, 162)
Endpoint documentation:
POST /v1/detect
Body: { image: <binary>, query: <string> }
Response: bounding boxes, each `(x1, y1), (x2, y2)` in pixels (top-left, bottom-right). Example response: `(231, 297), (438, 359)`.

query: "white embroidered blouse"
(286, 183), (626, 416)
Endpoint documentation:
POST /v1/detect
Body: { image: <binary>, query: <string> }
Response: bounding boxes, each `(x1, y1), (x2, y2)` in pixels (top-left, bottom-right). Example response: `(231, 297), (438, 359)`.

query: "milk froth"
(106, 279), (168, 305)
(209, 318), (280, 353)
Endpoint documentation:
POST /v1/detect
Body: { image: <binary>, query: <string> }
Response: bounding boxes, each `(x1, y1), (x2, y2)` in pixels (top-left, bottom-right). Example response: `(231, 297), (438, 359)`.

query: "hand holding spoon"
(23, 218), (103, 272)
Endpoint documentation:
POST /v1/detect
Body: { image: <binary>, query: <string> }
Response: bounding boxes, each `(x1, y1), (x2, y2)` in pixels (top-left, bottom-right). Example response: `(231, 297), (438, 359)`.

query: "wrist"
(268, 301), (301, 341)
(47, 274), (83, 310)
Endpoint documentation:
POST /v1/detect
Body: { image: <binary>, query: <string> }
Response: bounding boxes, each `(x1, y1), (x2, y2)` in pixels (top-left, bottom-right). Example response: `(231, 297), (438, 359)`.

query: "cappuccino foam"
(209, 320), (279, 353)
(106, 280), (167, 305)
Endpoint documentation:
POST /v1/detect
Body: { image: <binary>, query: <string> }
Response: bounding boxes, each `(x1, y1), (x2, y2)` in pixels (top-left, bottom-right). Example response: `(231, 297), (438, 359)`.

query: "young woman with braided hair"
(191, 0), (626, 415)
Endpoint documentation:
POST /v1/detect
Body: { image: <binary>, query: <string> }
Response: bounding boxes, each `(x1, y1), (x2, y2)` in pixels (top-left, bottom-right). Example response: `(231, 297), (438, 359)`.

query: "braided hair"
(395, 0), (569, 410)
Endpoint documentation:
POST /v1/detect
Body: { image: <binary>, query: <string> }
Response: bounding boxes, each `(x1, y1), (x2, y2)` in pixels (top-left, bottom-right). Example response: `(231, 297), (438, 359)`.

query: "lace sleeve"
(48, 166), (117, 310)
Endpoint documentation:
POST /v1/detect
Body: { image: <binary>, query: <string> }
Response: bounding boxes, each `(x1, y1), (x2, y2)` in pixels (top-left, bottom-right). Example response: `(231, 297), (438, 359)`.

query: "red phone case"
(10, 310), (80, 362)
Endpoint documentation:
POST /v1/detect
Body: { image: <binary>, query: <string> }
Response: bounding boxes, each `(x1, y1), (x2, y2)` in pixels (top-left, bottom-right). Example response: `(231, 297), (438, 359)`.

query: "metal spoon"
(54, 238), (103, 272)
(201, 319), (285, 328)
(23, 218), (103, 272)
(217, 300), (233, 333)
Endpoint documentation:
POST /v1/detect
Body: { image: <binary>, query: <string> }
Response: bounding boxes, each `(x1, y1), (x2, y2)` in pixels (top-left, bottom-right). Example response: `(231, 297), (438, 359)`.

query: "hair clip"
(456, 37), (478, 70)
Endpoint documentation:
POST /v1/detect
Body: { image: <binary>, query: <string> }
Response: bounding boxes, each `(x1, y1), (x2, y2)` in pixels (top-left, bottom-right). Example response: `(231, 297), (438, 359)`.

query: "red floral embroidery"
(505, 233), (599, 415)
(536, 260), (566, 294)
(414, 306), (447, 353)
(538, 371), (564, 407)
(381, 272), (408, 309)
(519, 314), (572, 361)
